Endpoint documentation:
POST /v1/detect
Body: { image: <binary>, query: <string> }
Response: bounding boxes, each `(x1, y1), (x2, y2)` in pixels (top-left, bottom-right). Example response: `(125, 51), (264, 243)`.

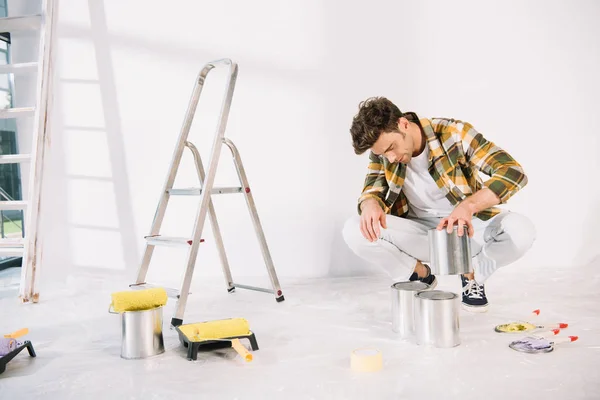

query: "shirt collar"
(418, 117), (444, 162)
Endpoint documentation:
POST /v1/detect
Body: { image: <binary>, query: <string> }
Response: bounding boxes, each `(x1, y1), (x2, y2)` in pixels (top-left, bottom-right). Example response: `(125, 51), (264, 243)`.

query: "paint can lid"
(415, 290), (457, 300)
(509, 337), (554, 354)
(391, 281), (430, 291)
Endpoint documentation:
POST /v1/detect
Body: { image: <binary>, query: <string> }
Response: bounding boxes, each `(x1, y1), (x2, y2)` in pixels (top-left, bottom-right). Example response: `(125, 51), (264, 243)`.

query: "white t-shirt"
(402, 144), (455, 218)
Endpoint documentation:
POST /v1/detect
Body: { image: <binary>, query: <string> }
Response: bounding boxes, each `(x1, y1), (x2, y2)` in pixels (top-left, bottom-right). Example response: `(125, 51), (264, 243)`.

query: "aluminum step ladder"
(0, 1), (56, 302)
(132, 59), (284, 327)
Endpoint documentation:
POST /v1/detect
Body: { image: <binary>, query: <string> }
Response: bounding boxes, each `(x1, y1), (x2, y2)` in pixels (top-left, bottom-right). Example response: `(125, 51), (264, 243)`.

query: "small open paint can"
(391, 281), (430, 339)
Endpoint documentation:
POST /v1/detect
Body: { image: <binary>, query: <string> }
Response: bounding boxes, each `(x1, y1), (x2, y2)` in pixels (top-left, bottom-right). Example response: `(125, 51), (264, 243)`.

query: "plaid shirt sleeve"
(458, 121), (528, 203)
(357, 151), (389, 214)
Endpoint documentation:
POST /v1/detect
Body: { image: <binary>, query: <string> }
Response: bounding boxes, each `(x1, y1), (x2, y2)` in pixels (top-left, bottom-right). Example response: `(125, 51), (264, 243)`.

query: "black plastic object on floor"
(175, 326), (259, 361)
(0, 340), (36, 374)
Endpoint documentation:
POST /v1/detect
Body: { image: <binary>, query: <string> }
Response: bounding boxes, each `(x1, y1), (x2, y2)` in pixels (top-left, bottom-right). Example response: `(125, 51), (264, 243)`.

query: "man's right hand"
(359, 199), (387, 242)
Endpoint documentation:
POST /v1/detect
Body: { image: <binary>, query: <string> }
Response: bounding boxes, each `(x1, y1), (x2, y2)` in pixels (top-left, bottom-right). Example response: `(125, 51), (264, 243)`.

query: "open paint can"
(415, 290), (460, 348)
(391, 281), (430, 339)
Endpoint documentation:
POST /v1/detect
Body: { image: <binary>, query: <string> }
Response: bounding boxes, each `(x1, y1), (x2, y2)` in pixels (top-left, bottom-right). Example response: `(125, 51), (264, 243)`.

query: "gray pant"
(342, 211), (536, 282)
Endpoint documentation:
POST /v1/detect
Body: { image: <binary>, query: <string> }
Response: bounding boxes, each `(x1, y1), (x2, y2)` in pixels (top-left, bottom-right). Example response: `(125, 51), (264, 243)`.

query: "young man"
(342, 97), (536, 312)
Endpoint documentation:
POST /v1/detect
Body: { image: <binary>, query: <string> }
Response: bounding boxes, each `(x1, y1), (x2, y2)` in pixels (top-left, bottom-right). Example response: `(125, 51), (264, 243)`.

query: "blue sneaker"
(461, 275), (489, 312)
(409, 264), (437, 289)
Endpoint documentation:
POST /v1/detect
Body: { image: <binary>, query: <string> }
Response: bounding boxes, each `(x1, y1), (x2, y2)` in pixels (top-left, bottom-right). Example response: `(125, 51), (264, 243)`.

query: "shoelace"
(463, 279), (485, 299)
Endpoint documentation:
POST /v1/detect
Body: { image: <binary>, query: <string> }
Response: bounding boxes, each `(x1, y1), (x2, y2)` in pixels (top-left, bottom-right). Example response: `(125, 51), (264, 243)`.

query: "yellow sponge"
(179, 318), (250, 341)
(111, 287), (168, 312)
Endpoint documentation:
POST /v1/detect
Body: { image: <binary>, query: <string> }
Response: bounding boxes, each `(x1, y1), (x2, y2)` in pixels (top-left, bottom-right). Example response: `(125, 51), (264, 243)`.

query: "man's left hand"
(436, 202), (474, 237)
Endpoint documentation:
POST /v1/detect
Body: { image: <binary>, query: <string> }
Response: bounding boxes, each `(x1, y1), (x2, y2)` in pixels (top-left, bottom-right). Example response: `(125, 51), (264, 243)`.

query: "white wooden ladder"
(0, 0), (56, 303)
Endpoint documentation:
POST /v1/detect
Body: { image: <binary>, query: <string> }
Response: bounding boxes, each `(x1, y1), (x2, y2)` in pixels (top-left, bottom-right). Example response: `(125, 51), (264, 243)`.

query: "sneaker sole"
(426, 278), (438, 290)
(461, 303), (489, 313)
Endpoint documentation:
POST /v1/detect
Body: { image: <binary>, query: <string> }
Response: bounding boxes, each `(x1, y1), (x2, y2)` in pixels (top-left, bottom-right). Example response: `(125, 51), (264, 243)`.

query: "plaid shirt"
(358, 116), (528, 221)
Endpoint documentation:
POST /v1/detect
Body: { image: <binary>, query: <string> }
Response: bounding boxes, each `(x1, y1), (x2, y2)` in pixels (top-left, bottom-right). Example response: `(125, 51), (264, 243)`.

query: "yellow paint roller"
(178, 318), (254, 362)
(1, 328), (29, 356)
(110, 287), (168, 312)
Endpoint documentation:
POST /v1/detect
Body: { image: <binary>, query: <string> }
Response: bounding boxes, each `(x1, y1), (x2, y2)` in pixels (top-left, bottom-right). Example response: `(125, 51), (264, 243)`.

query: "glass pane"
(0, 42), (7, 66)
(0, 130), (23, 239)
(2, 211), (23, 238)
(0, 75), (9, 90)
(0, 90), (10, 108)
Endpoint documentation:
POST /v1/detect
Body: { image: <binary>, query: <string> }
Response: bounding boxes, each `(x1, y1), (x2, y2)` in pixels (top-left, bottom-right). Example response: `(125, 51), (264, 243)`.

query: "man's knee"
(501, 212), (536, 253)
(342, 215), (369, 250)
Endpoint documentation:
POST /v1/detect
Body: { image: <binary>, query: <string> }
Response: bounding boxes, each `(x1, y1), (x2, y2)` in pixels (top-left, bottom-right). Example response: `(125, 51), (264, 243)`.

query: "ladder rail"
(223, 138), (283, 298)
(184, 141), (234, 290)
(135, 59), (234, 284)
(20, 0), (56, 303)
(173, 59), (239, 325)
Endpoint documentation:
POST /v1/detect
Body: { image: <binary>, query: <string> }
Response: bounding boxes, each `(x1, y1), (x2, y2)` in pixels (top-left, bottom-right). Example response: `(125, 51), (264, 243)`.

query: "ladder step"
(0, 107), (35, 119)
(0, 201), (27, 210)
(129, 283), (184, 299)
(0, 154), (31, 164)
(168, 186), (244, 196)
(0, 247), (24, 257)
(144, 235), (205, 247)
(231, 282), (276, 295)
(0, 238), (24, 247)
(0, 62), (38, 74)
(0, 15), (42, 32)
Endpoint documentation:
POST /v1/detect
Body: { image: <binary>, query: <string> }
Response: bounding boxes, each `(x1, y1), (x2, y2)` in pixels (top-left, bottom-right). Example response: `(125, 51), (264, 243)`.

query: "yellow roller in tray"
(179, 318), (251, 342)
(176, 318), (256, 362)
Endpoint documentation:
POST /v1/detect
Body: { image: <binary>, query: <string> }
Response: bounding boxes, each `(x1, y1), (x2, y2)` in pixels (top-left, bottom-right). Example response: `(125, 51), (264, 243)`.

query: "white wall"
(14, 0), (599, 288)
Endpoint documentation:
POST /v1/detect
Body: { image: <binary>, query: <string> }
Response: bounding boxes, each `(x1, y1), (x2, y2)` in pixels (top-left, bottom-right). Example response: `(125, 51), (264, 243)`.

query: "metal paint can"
(391, 281), (430, 338)
(415, 290), (460, 348)
(120, 306), (165, 359)
(428, 226), (473, 275)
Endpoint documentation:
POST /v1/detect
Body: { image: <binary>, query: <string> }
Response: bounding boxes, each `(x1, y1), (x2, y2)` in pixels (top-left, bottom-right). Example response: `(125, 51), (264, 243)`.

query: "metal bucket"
(428, 227), (473, 275)
(391, 281), (430, 338)
(119, 306), (165, 359)
(414, 290), (460, 348)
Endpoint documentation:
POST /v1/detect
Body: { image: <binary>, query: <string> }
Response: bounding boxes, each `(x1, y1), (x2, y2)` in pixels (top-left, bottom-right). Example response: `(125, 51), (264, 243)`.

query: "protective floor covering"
(1, 264), (599, 399)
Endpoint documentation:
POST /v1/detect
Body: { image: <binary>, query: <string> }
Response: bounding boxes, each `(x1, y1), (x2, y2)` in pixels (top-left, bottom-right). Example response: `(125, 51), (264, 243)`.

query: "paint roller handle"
(4, 328), (29, 339)
(546, 323), (569, 329)
(535, 329), (561, 338)
(552, 336), (578, 345)
(231, 339), (252, 362)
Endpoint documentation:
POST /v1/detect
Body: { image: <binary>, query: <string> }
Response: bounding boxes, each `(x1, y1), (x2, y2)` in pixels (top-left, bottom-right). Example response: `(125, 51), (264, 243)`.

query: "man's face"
(371, 130), (413, 164)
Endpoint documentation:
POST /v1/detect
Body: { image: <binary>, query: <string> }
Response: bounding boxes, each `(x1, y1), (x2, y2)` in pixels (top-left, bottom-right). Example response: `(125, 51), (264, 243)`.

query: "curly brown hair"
(350, 97), (404, 155)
